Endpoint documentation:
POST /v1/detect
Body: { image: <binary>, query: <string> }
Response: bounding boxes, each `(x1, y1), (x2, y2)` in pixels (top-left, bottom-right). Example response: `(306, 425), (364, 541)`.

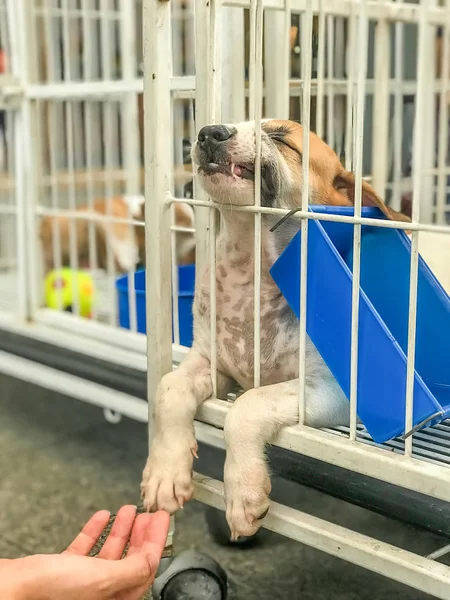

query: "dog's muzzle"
(197, 124), (234, 162)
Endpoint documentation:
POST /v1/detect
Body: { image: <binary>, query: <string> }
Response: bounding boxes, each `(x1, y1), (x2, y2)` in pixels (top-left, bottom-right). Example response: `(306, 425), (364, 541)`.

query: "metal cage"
(143, 0), (450, 597)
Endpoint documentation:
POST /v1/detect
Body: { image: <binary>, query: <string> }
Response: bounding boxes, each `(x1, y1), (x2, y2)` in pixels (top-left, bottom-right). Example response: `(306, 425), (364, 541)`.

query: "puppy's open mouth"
(198, 162), (254, 181)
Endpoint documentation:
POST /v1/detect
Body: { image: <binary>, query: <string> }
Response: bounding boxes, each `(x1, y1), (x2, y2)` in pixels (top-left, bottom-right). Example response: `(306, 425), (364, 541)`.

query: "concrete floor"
(0, 372), (448, 599)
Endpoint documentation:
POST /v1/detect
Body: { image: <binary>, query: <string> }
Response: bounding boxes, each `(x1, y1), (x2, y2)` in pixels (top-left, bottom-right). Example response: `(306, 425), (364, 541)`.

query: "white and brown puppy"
(141, 119), (410, 540)
(40, 196), (195, 273)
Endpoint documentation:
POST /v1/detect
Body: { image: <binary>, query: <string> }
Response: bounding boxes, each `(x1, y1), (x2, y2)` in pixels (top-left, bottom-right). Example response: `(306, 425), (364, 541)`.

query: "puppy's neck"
(217, 208), (277, 272)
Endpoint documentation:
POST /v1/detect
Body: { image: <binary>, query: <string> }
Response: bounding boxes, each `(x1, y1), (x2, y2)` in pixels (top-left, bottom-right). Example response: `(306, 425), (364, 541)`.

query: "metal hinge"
(0, 75), (24, 110)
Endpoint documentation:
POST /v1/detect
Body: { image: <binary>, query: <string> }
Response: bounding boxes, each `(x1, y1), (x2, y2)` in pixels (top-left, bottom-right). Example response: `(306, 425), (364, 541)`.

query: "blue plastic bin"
(270, 206), (450, 443)
(116, 265), (195, 348)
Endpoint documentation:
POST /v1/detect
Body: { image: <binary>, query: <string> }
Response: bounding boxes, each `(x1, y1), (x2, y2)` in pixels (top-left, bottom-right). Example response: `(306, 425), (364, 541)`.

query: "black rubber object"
(152, 550), (227, 600)
(2, 326), (450, 538)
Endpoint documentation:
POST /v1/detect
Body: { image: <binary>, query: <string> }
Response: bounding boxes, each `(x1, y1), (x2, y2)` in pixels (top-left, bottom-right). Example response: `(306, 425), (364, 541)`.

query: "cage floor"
(328, 423), (450, 468)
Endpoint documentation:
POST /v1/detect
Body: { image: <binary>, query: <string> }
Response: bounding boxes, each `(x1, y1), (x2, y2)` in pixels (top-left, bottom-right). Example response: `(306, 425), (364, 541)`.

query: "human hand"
(2, 505), (170, 600)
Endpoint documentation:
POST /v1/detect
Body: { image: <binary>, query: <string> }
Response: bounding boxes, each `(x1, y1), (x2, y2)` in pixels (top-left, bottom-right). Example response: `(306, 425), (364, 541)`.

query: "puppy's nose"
(197, 125), (233, 155)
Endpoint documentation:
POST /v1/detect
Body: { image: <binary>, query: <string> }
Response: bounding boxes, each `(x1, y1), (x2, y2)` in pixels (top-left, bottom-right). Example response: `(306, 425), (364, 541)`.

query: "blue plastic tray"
(116, 265), (195, 347)
(270, 206), (450, 443)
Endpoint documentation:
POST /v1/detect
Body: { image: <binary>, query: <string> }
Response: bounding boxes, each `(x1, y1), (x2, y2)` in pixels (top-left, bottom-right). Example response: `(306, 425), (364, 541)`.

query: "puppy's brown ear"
(330, 169), (411, 222)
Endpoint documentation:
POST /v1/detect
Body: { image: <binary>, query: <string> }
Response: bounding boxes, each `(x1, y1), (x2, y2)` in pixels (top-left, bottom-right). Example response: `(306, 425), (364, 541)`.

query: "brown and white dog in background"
(40, 196), (195, 273)
(140, 119), (412, 540)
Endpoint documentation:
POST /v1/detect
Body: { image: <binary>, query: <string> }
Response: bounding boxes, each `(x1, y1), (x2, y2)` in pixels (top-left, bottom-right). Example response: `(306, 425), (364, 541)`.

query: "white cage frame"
(143, 0), (450, 597)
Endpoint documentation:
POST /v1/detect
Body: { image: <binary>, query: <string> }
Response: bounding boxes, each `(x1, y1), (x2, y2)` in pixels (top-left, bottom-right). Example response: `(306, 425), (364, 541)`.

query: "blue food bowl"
(270, 206), (450, 443)
(116, 265), (195, 347)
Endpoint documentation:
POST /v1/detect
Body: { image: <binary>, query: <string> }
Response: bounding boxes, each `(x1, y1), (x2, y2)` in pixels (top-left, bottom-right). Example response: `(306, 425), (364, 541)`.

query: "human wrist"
(0, 556), (46, 600)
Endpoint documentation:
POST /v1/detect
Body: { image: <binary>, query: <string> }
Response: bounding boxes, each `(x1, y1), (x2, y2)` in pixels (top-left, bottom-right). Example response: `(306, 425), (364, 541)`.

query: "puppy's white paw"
(141, 430), (198, 514)
(224, 455), (271, 540)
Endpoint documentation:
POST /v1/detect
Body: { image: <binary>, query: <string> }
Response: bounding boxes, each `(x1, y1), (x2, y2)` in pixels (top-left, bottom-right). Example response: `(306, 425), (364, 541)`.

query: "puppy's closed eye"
(267, 126), (303, 164)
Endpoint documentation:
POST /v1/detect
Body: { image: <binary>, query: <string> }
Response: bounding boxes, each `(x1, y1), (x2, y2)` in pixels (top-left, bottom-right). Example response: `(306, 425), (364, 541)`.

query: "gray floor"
(0, 372), (448, 599)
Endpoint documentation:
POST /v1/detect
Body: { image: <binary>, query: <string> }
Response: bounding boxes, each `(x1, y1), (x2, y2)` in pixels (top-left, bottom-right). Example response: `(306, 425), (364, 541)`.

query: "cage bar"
(436, 4), (450, 225)
(298, 3), (313, 424)
(349, 0), (368, 441)
(404, 0), (429, 457)
(391, 7), (404, 213)
(249, 0), (263, 388)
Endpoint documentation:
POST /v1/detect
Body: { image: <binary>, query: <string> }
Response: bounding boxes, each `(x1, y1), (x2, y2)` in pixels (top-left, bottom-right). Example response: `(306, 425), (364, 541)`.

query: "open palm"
(12, 505), (170, 600)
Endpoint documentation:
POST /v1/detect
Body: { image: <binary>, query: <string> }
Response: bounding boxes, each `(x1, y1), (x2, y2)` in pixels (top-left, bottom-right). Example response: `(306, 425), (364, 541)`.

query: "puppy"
(40, 196), (195, 273)
(141, 119), (409, 540)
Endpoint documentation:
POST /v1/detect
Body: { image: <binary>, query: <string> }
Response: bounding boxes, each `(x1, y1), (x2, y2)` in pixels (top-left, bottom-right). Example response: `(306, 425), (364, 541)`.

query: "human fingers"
(144, 511), (170, 558)
(127, 513), (153, 555)
(98, 505), (137, 560)
(64, 510), (111, 556)
(128, 511), (170, 558)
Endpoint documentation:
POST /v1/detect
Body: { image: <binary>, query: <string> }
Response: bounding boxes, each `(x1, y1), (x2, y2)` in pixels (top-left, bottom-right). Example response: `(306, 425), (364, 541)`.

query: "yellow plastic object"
(44, 268), (94, 318)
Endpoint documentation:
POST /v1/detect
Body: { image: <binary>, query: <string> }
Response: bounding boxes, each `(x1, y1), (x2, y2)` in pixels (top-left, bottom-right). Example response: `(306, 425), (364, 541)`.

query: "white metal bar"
(249, 0), (263, 389)
(223, 0), (450, 25)
(391, 9), (404, 213)
(264, 9), (290, 119)
(298, 4), (313, 424)
(209, 0), (221, 396)
(193, 0), (212, 280)
(81, 2), (100, 321)
(184, 0), (196, 77)
(437, 11), (450, 225)
(315, 0), (326, 138)
(143, 0), (173, 444)
(35, 307), (146, 353)
(193, 474), (450, 599)
(15, 0), (39, 319)
(371, 20), (390, 195)
(43, 5), (63, 294)
(36, 205), (143, 226)
(221, 7), (245, 122)
(33, 7), (122, 19)
(171, 204), (180, 346)
(100, 0), (119, 327)
(120, 0), (139, 333)
(25, 77), (195, 100)
(61, 0), (82, 317)
(404, 0), (429, 456)
(22, 74), (450, 100)
(349, 0), (368, 441)
(170, 6), (185, 343)
(65, 100), (82, 317)
(31, 307), (189, 367)
(333, 17), (346, 158)
(428, 544), (450, 562)
(0, 204), (17, 214)
(7, 0), (25, 321)
(196, 398), (450, 503)
(344, 6), (355, 169)
(0, 349), (148, 422)
(326, 14), (335, 150)
(167, 194), (450, 234)
(0, 317), (148, 371)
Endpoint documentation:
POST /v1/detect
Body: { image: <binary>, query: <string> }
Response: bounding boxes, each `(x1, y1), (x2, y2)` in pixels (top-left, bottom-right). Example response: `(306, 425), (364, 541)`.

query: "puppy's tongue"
(231, 164), (243, 177)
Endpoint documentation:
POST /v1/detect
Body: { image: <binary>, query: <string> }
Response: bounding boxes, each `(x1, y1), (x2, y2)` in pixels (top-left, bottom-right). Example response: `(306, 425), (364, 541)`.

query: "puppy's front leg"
(224, 374), (350, 539)
(142, 350), (231, 514)
(223, 379), (299, 540)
